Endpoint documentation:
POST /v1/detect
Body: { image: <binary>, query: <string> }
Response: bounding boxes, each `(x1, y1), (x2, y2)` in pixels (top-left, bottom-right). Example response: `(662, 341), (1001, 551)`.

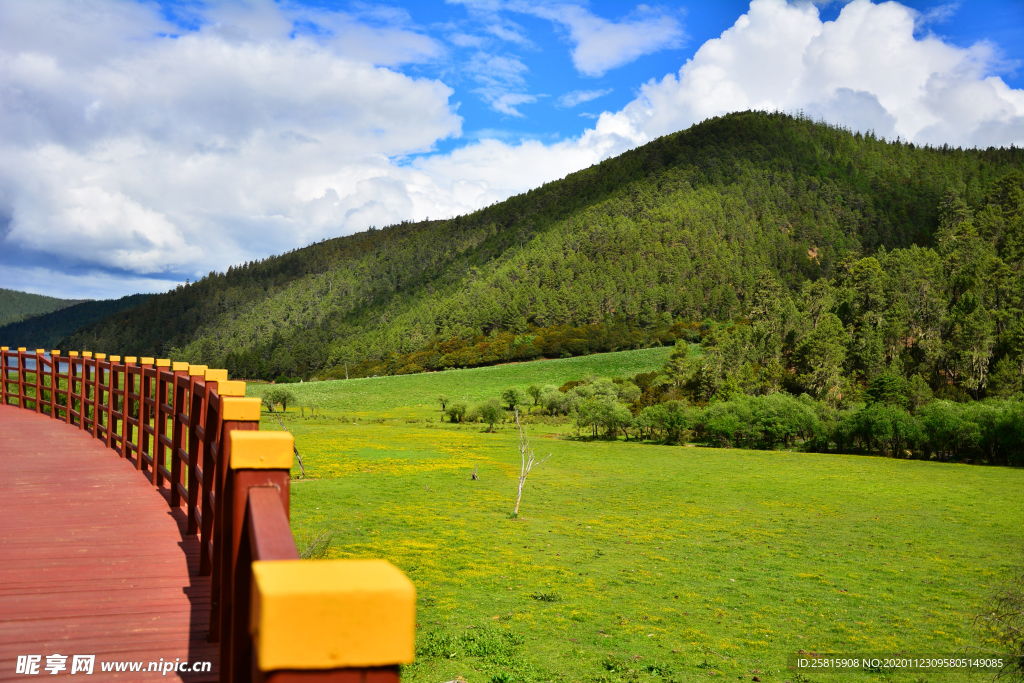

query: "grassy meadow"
(249, 350), (1024, 683)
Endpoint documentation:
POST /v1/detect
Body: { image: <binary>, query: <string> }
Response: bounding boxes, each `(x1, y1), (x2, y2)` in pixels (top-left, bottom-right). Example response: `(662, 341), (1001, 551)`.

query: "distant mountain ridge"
(0, 294), (152, 349)
(0, 288), (86, 328)
(55, 111), (1023, 384)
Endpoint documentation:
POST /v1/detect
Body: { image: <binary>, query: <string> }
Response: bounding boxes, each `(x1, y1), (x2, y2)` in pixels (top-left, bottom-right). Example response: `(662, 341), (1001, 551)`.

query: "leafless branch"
(513, 409), (551, 517)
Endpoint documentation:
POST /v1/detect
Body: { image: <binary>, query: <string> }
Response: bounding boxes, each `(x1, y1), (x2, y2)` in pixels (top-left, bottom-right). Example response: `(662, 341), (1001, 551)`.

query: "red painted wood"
(0, 406), (217, 682)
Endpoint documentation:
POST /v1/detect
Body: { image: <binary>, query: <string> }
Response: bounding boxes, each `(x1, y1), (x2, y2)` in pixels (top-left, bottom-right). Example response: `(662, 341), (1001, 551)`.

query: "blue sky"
(0, 0), (1022, 299)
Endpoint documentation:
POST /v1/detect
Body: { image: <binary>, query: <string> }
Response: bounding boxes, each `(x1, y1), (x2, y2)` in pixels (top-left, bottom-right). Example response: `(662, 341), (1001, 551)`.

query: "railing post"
(82, 351), (97, 437)
(138, 358), (155, 476)
(121, 357), (136, 460)
(185, 365), (208, 535)
(49, 350), (60, 420)
(210, 396), (262, 641)
(217, 427), (291, 683)
(170, 361), (190, 508)
(1, 347), (7, 406)
(16, 347), (26, 409)
(109, 355), (123, 453)
(199, 372), (239, 577)
(97, 354), (112, 449)
(69, 352), (82, 428)
(33, 349), (45, 414)
(155, 359), (173, 487)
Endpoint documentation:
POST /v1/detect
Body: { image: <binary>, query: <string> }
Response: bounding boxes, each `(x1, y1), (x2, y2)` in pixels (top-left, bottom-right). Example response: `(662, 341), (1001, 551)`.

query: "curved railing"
(1, 346), (414, 683)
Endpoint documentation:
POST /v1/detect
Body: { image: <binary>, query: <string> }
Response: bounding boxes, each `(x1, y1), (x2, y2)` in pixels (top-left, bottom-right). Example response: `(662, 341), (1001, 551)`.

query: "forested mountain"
(0, 288), (85, 328)
(60, 112), (1023, 406)
(0, 294), (151, 349)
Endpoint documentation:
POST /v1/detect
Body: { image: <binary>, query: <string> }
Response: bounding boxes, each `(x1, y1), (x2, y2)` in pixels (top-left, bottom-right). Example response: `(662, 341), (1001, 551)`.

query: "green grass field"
(249, 350), (1024, 683)
(250, 346), (674, 416)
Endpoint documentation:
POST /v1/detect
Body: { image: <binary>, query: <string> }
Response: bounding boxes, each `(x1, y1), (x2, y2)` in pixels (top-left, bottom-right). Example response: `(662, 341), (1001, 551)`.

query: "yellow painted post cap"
(172, 361), (189, 372)
(156, 358), (171, 367)
(1, 347), (8, 351)
(35, 349), (45, 353)
(188, 364), (208, 376)
(125, 356), (137, 364)
(250, 559), (415, 671)
(109, 355), (120, 362)
(69, 351), (79, 357)
(18, 347), (27, 352)
(229, 431), (293, 469)
(95, 353), (106, 360)
(82, 351), (93, 358)
(217, 380), (246, 397)
(222, 396), (262, 421)
(51, 350), (60, 356)
(205, 368), (228, 382)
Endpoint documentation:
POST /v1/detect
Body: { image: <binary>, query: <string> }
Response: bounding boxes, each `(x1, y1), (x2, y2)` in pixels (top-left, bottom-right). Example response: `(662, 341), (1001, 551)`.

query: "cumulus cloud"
(556, 88), (614, 108)
(2, 0), (1023, 299)
(0, 0), (461, 295)
(598, 0), (1024, 147)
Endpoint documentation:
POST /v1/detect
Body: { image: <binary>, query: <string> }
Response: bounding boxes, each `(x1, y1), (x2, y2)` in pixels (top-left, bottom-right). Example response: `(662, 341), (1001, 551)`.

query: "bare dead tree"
(271, 411), (306, 478)
(298, 528), (332, 560)
(976, 570), (1024, 681)
(513, 409), (551, 517)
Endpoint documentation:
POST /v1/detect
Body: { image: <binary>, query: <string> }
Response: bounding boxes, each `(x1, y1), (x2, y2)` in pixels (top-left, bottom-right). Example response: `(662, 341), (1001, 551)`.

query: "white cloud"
(464, 51), (538, 115)
(452, 1), (685, 76)
(513, 2), (685, 76)
(2, 0), (1023, 300)
(556, 88), (613, 108)
(915, 2), (959, 29)
(490, 93), (539, 117)
(0, 0), (461, 288)
(596, 0), (1024, 147)
(482, 19), (533, 46)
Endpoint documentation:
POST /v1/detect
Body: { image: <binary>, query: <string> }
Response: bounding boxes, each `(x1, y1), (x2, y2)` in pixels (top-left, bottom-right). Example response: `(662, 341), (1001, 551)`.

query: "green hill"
(60, 112), (1023, 397)
(0, 294), (152, 349)
(0, 288), (85, 328)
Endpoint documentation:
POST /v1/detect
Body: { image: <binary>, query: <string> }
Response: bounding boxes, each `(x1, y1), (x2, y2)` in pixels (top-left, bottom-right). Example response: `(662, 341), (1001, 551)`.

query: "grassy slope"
(253, 349), (1023, 683)
(250, 346), (674, 415)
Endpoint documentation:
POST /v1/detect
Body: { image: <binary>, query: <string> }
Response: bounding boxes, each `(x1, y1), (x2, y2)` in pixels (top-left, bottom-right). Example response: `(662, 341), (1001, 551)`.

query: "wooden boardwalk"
(0, 405), (217, 681)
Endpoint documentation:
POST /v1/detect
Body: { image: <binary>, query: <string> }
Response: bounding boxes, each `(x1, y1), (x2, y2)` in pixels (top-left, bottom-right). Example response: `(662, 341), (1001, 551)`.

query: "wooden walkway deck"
(0, 405), (218, 681)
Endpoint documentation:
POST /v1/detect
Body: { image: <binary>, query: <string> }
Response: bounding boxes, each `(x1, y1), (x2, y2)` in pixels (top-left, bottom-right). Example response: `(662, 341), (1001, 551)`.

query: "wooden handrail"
(1, 346), (416, 682)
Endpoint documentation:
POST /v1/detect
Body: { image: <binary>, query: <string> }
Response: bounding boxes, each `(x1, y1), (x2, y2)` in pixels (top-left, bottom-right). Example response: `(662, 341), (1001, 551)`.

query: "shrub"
(501, 387), (526, 411)
(446, 401), (467, 423)
(264, 387), (297, 413)
(476, 398), (504, 432)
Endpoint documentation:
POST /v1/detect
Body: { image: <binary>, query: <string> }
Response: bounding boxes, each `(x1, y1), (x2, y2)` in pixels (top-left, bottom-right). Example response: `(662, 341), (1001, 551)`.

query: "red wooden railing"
(1, 346), (415, 683)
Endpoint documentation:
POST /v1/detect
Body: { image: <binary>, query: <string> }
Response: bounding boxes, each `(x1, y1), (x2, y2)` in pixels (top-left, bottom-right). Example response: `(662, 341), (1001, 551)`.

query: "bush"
(264, 387), (297, 413)
(476, 398), (504, 432)
(637, 400), (692, 443)
(446, 401), (467, 423)
(501, 387), (526, 411)
(847, 403), (923, 457)
(574, 396), (633, 438)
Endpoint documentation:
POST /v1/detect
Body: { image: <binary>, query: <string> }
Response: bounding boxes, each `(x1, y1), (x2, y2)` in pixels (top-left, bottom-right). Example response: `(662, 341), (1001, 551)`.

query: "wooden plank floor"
(0, 406), (218, 681)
